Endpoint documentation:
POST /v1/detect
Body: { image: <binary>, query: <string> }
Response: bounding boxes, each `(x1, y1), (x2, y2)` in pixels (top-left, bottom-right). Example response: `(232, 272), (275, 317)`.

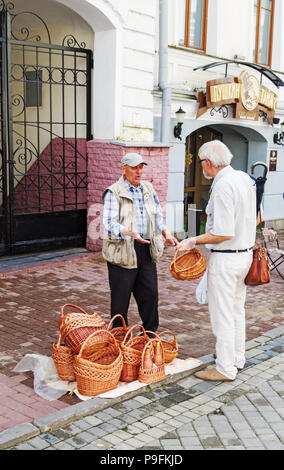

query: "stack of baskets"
(52, 305), (179, 396)
(58, 304), (107, 354)
(170, 248), (206, 281)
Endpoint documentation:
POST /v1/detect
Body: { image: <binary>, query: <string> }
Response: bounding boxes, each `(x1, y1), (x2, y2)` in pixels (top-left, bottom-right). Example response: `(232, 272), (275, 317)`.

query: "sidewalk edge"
(1, 325), (283, 450)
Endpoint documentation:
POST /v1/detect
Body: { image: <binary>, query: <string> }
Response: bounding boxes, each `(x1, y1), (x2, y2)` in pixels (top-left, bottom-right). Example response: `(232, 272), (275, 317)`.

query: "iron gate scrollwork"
(0, 1), (93, 255)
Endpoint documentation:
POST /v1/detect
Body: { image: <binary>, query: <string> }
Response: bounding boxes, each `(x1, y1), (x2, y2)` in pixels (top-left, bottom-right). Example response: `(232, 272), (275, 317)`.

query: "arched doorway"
(0, 0), (94, 255)
(184, 123), (268, 234)
(0, 0), (122, 256)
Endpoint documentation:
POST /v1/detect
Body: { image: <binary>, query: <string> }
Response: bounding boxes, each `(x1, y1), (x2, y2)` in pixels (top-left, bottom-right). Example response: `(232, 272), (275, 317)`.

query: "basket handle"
(56, 334), (63, 347)
(77, 329), (116, 358)
(59, 303), (89, 325)
(107, 314), (127, 331)
(143, 331), (160, 339)
(172, 249), (191, 274)
(157, 330), (177, 347)
(121, 324), (147, 346)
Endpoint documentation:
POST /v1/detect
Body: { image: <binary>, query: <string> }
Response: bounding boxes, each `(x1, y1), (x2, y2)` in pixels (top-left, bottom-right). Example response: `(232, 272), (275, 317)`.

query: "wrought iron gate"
(0, 3), (92, 255)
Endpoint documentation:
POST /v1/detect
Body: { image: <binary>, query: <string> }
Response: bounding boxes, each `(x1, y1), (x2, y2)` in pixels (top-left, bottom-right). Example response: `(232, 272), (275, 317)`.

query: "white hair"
(198, 140), (233, 167)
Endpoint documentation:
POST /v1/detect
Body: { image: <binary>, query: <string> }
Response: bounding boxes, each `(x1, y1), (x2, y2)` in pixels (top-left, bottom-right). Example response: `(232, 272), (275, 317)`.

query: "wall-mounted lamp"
(273, 121), (284, 146)
(174, 107), (186, 140)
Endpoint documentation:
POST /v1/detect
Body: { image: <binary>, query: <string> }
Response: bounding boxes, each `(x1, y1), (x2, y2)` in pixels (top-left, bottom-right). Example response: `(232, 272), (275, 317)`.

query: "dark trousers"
(107, 241), (159, 332)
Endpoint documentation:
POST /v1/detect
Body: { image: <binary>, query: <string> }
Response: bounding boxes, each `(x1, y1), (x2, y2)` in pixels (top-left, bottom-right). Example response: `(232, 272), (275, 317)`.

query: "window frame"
(181, 0), (208, 52)
(254, 0), (275, 67)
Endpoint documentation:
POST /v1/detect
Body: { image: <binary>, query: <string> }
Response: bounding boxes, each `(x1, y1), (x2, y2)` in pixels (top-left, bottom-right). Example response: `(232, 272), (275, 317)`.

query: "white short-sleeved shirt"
(205, 166), (256, 250)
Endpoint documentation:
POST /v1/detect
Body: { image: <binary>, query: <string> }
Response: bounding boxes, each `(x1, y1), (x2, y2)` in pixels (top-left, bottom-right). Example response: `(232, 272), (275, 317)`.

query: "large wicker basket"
(59, 304), (107, 354)
(157, 330), (178, 363)
(52, 334), (75, 382)
(120, 325), (150, 382)
(138, 337), (166, 384)
(73, 330), (123, 397)
(107, 314), (129, 346)
(170, 248), (206, 281)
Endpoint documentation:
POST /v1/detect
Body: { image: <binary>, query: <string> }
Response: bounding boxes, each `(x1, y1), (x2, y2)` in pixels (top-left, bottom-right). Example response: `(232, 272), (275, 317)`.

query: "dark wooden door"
(184, 127), (222, 232)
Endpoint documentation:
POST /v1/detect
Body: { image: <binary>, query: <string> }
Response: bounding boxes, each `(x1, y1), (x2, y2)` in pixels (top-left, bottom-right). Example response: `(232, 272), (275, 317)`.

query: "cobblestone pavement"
(2, 332), (284, 451)
(0, 231), (283, 437)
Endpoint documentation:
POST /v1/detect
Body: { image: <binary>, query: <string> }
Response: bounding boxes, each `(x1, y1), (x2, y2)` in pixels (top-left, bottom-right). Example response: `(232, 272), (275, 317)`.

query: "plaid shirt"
(103, 178), (166, 239)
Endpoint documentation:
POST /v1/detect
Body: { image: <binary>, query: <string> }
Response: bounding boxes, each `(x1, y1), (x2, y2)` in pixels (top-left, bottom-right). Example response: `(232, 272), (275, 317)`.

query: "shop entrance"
(184, 127), (222, 233)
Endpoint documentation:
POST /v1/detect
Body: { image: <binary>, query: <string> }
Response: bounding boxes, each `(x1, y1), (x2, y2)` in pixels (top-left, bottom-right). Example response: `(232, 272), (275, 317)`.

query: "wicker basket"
(59, 304), (107, 354)
(170, 248), (206, 281)
(73, 330), (123, 397)
(52, 334), (75, 382)
(157, 330), (178, 363)
(107, 314), (129, 346)
(138, 337), (166, 384)
(120, 325), (150, 383)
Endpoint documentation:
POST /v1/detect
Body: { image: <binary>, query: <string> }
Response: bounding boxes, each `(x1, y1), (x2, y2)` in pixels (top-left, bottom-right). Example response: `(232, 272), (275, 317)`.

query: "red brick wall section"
(12, 138), (87, 213)
(86, 140), (170, 252)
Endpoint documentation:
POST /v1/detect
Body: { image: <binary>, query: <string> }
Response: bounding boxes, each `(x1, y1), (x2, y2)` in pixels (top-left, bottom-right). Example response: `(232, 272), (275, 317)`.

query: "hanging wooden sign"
(196, 71), (277, 124)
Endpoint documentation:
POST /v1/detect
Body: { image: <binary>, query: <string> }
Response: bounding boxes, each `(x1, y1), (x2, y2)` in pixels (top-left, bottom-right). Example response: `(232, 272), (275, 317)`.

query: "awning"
(193, 61), (284, 88)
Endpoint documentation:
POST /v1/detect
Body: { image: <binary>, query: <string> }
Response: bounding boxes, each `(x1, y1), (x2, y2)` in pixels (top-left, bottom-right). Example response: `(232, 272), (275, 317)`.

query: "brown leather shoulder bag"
(245, 243), (270, 286)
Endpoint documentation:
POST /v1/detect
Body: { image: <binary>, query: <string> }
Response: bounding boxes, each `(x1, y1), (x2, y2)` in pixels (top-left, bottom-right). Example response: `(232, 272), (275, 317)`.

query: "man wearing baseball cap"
(102, 152), (178, 332)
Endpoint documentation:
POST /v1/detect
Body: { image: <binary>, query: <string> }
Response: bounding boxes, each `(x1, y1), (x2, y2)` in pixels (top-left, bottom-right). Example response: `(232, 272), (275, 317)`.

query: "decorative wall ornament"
(0, 0), (86, 48)
(210, 105), (229, 119)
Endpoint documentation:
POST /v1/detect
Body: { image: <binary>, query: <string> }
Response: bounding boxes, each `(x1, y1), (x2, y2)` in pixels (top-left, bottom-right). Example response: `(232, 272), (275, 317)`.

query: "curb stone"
(0, 423), (39, 450)
(1, 324), (284, 450)
(33, 362), (206, 433)
(0, 363), (205, 448)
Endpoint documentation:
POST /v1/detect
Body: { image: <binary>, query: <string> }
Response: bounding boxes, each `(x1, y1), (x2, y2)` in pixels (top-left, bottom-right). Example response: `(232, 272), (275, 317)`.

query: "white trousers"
(207, 251), (252, 380)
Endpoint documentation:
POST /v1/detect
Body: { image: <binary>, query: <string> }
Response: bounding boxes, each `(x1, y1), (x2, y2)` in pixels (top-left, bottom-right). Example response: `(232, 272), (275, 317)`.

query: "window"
(253, 0), (275, 66)
(179, 0), (208, 52)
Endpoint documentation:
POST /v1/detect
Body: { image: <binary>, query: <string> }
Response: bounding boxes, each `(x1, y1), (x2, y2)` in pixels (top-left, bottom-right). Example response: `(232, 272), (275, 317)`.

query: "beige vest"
(102, 176), (164, 269)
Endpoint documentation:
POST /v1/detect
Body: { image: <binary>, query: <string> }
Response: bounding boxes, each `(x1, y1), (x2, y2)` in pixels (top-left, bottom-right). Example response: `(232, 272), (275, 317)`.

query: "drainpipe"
(159, 0), (171, 144)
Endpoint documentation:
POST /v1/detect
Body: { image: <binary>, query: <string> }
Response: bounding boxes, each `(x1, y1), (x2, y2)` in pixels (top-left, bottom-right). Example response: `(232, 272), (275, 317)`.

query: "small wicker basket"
(170, 248), (206, 281)
(73, 330), (123, 397)
(52, 334), (75, 382)
(59, 304), (107, 354)
(138, 337), (166, 384)
(107, 314), (129, 346)
(120, 325), (150, 383)
(157, 330), (178, 363)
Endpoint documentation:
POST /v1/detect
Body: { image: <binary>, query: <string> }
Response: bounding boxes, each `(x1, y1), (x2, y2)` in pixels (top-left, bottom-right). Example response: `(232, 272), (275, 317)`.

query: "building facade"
(0, 0), (283, 255)
(156, 0), (284, 236)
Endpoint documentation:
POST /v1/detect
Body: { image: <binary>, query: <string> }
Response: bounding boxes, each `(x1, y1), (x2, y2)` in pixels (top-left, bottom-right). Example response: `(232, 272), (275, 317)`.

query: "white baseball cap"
(121, 152), (147, 167)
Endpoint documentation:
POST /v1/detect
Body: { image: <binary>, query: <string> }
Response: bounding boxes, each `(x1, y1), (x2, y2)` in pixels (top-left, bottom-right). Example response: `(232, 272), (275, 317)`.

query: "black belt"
(211, 247), (253, 253)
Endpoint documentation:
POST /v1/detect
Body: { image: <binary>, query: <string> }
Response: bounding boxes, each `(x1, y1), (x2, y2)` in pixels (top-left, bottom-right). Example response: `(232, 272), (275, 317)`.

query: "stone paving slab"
(0, 232), (283, 439)
(1, 329), (284, 450)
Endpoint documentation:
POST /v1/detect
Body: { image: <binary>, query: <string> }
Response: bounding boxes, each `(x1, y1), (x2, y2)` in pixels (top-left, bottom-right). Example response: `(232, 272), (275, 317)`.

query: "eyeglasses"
(198, 157), (205, 164)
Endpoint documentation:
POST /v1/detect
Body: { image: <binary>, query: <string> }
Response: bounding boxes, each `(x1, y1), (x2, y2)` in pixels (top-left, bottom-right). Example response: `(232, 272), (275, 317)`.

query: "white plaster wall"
(213, 0), (253, 60)
(272, 0), (284, 71)
(167, 0), (284, 110)
(119, 1), (157, 142)
(53, 0), (157, 141)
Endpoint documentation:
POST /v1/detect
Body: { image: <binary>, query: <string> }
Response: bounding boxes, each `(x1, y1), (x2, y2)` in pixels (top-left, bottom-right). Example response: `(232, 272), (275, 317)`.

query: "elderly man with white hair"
(102, 152), (178, 333)
(176, 140), (256, 381)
